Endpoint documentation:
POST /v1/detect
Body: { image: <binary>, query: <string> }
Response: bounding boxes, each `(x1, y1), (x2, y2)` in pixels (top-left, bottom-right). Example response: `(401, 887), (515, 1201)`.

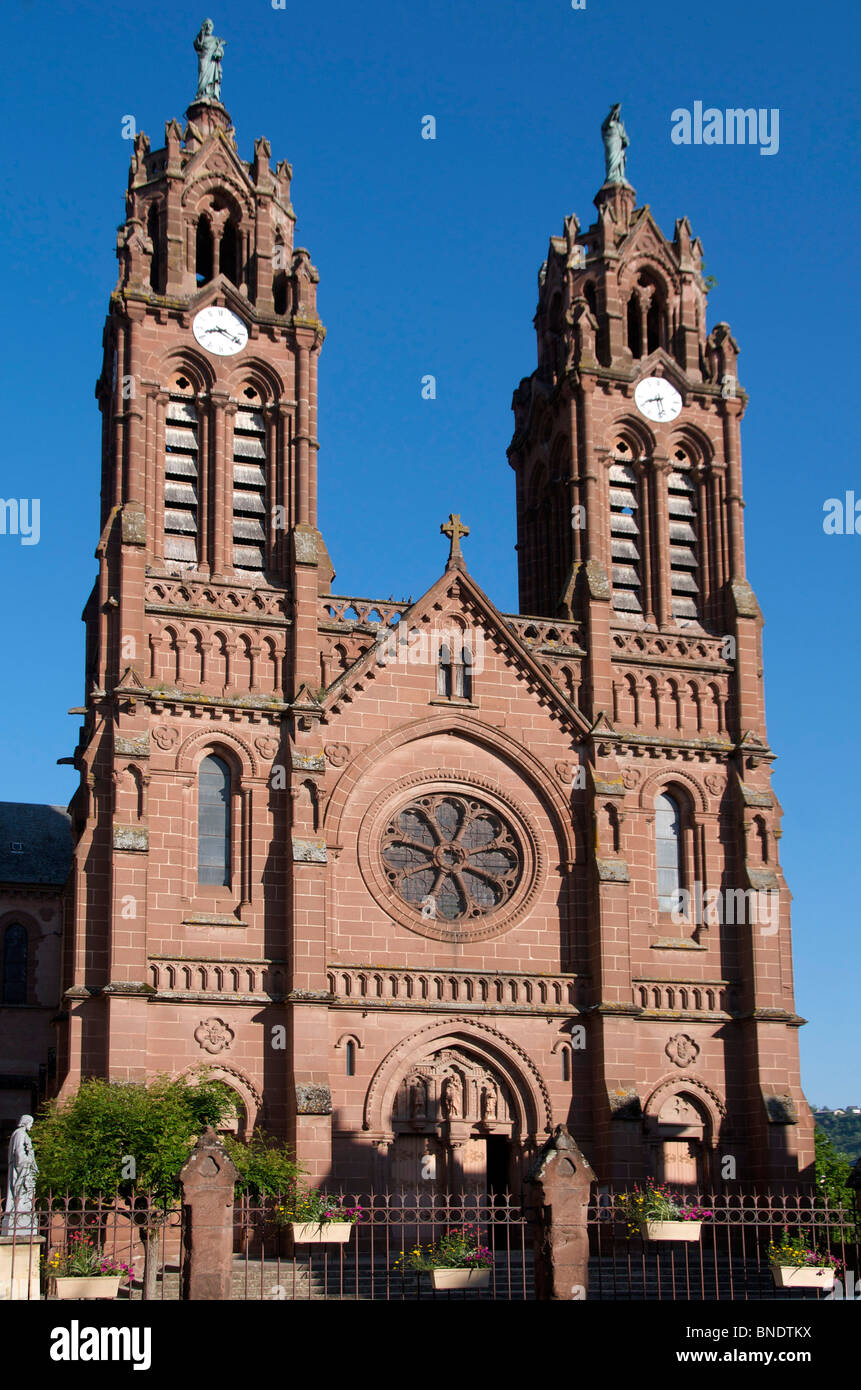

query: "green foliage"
(32, 1074), (237, 1209)
(220, 1130), (303, 1198)
(699, 259), (718, 292)
(815, 1127), (855, 1208)
(816, 1114), (861, 1163)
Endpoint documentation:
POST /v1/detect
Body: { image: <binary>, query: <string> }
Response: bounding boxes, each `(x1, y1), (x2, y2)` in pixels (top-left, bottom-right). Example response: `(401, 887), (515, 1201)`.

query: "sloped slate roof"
(0, 802), (72, 886)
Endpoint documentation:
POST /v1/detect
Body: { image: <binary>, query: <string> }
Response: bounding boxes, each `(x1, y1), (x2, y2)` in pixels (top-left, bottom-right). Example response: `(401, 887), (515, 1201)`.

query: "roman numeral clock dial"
(634, 375), (682, 423)
(192, 305), (249, 356)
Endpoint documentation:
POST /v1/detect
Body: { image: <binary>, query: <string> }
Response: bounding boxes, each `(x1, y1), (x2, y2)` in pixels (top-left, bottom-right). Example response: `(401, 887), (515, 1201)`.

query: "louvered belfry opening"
(232, 385), (267, 574)
(609, 440), (642, 614)
(164, 376), (199, 568)
(668, 446), (699, 620)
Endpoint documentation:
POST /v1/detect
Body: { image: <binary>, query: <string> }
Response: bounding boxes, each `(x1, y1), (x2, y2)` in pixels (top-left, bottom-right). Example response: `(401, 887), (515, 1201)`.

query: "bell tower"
(59, 22), (333, 1155)
(507, 106), (767, 737)
(508, 108), (812, 1183)
(509, 109), (748, 636)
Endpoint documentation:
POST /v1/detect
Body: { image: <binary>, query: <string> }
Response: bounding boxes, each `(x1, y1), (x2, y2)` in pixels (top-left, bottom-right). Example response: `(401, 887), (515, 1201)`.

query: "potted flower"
(47, 1233), (134, 1300)
(394, 1225), (493, 1290)
(276, 1189), (364, 1244)
(767, 1233), (842, 1290)
(616, 1180), (712, 1242)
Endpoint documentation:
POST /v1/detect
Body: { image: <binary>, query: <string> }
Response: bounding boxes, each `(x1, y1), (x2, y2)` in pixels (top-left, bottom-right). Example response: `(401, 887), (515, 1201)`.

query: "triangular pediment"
(619, 209), (679, 282)
(320, 567), (591, 736)
(188, 275), (254, 319)
(115, 666), (147, 693)
(633, 349), (689, 395)
(182, 131), (255, 211)
(183, 126), (249, 179)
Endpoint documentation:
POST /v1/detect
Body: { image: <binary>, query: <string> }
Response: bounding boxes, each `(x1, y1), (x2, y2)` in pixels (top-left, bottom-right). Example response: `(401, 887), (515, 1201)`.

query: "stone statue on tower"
(194, 19), (226, 102)
(601, 103), (629, 185)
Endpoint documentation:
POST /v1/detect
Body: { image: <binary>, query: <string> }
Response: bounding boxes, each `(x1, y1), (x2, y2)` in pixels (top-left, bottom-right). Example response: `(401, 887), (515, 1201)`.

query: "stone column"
(179, 1127), (238, 1301)
(525, 1125), (596, 1301)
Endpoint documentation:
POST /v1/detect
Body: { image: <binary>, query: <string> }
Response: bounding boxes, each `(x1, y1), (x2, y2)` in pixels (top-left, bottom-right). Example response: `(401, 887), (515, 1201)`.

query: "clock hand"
(206, 325), (242, 344)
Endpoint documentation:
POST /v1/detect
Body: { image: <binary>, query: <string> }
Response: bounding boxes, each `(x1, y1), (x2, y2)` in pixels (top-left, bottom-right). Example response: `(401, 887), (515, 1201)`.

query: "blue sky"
(1, 0), (858, 1103)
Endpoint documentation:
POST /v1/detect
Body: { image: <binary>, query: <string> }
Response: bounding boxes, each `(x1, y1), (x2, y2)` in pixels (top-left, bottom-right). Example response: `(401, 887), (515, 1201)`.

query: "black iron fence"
(587, 1186), (860, 1301)
(1, 1193), (184, 1301)
(233, 1189), (532, 1301)
(3, 1184), (857, 1301)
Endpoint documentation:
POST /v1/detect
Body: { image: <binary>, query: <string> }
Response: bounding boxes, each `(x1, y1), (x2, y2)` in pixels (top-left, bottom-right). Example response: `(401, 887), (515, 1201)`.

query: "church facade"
(48, 37), (813, 1191)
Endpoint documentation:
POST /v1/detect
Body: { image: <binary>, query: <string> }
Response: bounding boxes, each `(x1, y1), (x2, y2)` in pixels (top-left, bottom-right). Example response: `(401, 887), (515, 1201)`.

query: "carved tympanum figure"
(441, 1075), (462, 1119)
(410, 1078), (428, 1119)
(481, 1082), (498, 1121)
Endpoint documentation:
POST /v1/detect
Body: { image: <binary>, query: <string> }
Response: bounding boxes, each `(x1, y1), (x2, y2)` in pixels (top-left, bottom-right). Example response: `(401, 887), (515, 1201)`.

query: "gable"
(319, 568), (590, 738)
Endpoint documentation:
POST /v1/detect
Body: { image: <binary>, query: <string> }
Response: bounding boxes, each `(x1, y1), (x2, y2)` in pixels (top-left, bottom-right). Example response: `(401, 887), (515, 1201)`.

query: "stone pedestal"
(525, 1126), (596, 1301)
(0, 1236), (44, 1300)
(179, 1128), (238, 1301)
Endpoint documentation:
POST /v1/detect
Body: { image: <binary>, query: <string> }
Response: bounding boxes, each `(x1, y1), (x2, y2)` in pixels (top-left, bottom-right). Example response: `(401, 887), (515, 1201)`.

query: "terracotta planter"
(290, 1222), (353, 1245)
(640, 1220), (702, 1242)
(430, 1267), (492, 1291)
(770, 1264), (835, 1290)
(53, 1275), (121, 1300)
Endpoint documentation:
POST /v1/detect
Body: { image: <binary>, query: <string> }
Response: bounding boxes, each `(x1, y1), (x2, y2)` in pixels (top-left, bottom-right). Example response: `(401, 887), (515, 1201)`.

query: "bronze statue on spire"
(601, 103), (630, 185)
(194, 19), (226, 102)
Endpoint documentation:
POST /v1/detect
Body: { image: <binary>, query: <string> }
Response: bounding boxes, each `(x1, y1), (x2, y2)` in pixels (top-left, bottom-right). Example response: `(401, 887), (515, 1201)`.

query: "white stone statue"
(2, 1115), (39, 1237)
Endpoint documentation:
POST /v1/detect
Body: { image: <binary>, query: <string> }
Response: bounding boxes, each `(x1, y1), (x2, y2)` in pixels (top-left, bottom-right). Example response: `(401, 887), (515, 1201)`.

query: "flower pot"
(53, 1275), (121, 1300)
(290, 1222), (353, 1244)
(770, 1264), (835, 1290)
(430, 1267), (491, 1291)
(640, 1220), (702, 1242)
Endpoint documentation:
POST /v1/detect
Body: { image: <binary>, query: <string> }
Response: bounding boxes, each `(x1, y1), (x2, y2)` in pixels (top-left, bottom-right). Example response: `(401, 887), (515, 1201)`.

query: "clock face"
(192, 305), (248, 357)
(634, 376), (682, 423)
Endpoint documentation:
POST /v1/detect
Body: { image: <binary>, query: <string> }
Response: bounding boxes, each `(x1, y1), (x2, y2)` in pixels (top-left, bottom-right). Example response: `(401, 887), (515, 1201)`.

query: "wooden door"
(391, 1135), (443, 1191)
(453, 1136), (487, 1191)
(659, 1139), (701, 1186)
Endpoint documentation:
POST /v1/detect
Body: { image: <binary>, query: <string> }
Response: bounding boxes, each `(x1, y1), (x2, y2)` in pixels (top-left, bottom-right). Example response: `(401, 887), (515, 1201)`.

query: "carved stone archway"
(643, 1077), (725, 1188)
(363, 1020), (552, 1192)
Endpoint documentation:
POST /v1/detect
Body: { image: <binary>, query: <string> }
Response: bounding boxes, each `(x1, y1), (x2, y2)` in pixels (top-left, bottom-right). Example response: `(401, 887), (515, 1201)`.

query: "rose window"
(381, 794), (522, 922)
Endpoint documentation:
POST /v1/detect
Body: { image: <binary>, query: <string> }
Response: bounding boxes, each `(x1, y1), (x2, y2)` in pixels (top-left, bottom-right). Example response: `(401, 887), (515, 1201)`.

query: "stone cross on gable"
(441, 513), (470, 569)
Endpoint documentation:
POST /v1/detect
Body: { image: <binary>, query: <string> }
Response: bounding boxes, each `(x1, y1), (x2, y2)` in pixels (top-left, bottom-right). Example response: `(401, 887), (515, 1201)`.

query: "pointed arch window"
(626, 294), (642, 358)
(668, 446), (700, 620)
(655, 791), (683, 913)
(220, 221), (240, 286)
(147, 202), (164, 295)
(164, 378), (199, 569)
(609, 440), (642, 613)
(2, 923), (28, 1005)
(198, 755), (231, 887)
(196, 216), (214, 286)
(646, 294), (664, 354)
(273, 235), (288, 314)
(232, 385), (268, 573)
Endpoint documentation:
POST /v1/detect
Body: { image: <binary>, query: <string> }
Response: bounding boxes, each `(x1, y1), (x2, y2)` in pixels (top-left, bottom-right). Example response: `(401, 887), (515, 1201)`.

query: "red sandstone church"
(0, 34), (814, 1191)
